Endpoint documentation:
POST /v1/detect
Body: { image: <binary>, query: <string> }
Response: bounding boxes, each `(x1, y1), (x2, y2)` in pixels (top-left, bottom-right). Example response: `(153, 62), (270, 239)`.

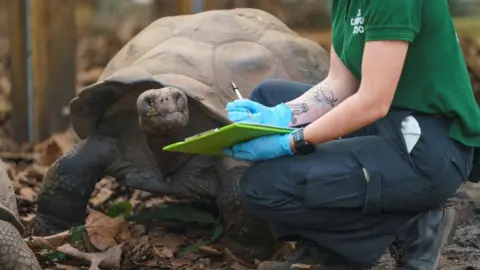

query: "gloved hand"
(223, 133), (294, 161)
(226, 99), (292, 127)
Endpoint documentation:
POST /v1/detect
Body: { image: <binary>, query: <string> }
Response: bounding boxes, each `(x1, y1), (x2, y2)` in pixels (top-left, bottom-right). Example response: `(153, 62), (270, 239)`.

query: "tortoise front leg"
(0, 220), (41, 270)
(216, 158), (279, 267)
(34, 135), (117, 236)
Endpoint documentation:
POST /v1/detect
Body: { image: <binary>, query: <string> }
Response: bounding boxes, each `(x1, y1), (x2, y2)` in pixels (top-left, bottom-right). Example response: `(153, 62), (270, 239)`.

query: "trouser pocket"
(354, 146), (463, 214)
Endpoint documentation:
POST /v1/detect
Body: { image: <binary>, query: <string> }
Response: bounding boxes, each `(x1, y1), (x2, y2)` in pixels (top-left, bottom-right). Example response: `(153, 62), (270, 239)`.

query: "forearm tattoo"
(287, 85), (340, 126)
(289, 103), (309, 125)
(314, 87), (338, 108)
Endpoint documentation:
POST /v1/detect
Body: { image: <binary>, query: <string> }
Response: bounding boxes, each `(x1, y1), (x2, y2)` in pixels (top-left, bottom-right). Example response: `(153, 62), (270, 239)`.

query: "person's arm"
(290, 40), (409, 150)
(285, 46), (360, 126)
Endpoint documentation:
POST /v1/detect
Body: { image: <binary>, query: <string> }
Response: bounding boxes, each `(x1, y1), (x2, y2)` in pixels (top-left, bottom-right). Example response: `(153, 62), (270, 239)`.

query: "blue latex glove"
(223, 133), (294, 161)
(226, 99), (292, 127)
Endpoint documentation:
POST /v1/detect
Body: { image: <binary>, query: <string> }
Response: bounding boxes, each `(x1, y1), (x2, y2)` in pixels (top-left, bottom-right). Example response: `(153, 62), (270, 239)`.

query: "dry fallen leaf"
(150, 232), (185, 254)
(126, 235), (150, 263)
(152, 246), (174, 259)
(90, 187), (113, 207)
(24, 163), (48, 180)
(15, 164), (47, 188)
(130, 224), (147, 242)
(132, 235), (149, 253)
(198, 245), (223, 256)
(170, 258), (191, 269)
(85, 210), (131, 251)
(57, 243), (123, 270)
(27, 230), (71, 250)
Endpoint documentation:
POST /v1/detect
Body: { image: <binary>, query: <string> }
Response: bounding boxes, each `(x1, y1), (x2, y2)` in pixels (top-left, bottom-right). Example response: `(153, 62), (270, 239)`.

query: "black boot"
(389, 205), (457, 270)
(257, 239), (365, 270)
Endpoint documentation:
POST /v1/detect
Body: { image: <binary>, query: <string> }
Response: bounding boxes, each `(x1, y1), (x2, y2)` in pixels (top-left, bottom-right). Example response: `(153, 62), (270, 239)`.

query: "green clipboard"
(162, 123), (295, 156)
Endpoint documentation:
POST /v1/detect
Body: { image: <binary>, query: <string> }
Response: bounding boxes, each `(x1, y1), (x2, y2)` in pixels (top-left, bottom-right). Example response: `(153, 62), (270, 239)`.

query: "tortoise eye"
(172, 92), (181, 103)
(145, 98), (154, 108)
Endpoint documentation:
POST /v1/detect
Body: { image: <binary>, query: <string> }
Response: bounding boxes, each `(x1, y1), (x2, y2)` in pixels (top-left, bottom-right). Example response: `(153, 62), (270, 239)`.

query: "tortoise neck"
(144, 127), (188, 148)
(145, 129), (193, 175)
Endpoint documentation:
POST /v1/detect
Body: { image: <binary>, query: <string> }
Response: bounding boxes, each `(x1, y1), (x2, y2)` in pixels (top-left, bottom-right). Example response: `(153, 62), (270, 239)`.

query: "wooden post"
(8, 0), (29, 143)
(180, 0), (192, 14)
(203, 0), (220, 11)
(0, 0), (8, 34)
(30, 0), (76, 142)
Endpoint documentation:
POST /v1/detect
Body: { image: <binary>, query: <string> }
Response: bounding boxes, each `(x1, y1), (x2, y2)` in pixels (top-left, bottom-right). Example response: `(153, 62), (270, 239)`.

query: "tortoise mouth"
(139, 110), (189, 133)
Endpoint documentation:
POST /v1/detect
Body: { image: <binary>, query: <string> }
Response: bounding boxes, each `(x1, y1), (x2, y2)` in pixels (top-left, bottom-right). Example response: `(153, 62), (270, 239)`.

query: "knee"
(249, 79), (287, 104)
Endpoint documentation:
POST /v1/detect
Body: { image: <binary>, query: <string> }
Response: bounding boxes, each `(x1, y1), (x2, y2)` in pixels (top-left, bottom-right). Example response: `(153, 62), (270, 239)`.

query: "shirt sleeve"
(364, 0), (422, 43)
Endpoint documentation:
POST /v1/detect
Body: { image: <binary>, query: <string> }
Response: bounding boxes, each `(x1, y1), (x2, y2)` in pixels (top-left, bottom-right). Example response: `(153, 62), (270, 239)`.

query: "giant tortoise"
(33, 8), (330, 265)
(0, 161), (40, 270)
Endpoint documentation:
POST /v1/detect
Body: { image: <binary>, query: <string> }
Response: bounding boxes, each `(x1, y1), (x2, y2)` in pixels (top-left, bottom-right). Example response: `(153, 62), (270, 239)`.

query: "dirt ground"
(375, 185), (480, 270)
(1, 25), (480, 269)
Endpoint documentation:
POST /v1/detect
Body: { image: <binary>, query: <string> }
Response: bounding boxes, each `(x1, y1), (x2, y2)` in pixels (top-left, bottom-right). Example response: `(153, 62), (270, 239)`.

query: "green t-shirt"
(331, 0), (480, 147)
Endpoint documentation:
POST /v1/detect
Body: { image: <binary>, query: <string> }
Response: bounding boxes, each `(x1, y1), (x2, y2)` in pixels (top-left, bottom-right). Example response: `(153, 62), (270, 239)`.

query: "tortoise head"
(137, 86), (189, 133)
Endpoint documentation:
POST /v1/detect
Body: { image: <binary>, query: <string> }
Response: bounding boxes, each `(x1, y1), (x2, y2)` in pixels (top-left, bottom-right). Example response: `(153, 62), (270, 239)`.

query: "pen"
(231, 82), (243, 99)
(230, 82), (251, 117)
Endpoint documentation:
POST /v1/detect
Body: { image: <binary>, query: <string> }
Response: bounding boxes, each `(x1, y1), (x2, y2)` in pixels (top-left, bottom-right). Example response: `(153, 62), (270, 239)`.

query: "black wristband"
(292, 128), (315, 155)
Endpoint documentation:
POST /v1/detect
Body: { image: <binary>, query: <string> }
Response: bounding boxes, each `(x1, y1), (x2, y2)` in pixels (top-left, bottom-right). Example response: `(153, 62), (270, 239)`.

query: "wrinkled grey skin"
(0, 162), (41, 270)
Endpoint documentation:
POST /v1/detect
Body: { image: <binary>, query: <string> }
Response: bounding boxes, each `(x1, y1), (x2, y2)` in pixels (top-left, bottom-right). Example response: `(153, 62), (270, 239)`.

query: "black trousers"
(239, 79), (474, 267)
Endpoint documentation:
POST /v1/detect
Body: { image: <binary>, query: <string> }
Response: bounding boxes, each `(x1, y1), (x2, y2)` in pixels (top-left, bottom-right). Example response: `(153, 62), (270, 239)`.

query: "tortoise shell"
(70, 8), (330, 139)
(0, 161), (24, 235)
